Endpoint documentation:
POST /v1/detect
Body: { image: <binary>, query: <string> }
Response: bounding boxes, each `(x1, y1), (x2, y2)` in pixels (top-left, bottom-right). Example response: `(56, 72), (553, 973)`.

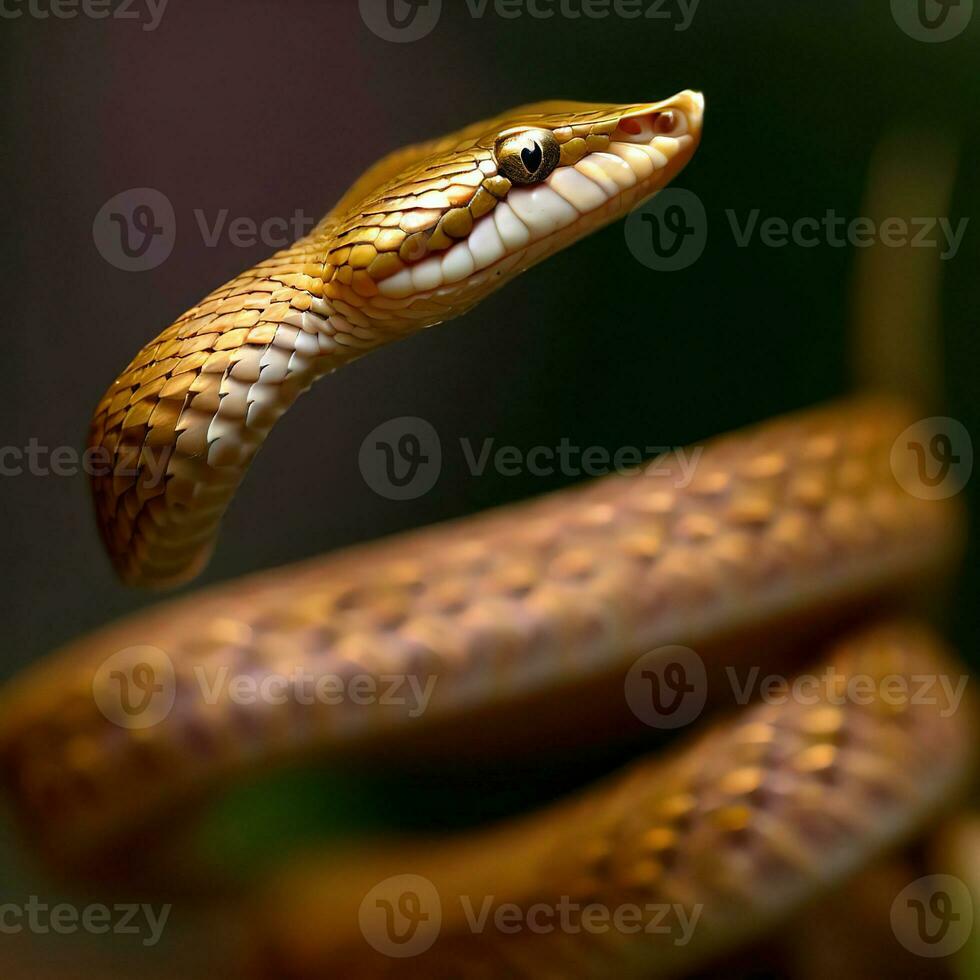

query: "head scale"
(323, 90), (704, 329)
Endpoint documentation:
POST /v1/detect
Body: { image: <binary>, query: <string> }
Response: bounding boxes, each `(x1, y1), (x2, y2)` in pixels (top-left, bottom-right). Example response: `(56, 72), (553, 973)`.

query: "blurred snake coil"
(0, 91), (976, 978)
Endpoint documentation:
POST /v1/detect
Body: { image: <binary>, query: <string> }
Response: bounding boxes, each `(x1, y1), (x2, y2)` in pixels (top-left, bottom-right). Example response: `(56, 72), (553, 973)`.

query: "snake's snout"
(612, 89), (704, 151)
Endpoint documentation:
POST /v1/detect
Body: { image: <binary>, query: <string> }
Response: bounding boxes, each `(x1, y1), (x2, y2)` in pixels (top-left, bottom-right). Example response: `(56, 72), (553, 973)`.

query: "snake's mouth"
(372, 91), (704, 304)
(524, 92), (704, 235)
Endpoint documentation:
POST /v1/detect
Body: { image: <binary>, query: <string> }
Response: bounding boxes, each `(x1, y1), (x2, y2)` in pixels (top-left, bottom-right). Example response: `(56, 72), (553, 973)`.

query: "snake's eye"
(494, 129), (560, 185)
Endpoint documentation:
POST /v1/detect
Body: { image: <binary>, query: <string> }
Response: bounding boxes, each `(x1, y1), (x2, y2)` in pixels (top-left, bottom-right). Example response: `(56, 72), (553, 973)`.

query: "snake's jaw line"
(374, 90), (706, 311)
(89, 92), (705, 587)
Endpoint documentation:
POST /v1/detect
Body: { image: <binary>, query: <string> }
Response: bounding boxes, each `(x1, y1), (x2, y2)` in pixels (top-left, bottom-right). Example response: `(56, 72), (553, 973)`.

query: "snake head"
(326, 90), (704, 327)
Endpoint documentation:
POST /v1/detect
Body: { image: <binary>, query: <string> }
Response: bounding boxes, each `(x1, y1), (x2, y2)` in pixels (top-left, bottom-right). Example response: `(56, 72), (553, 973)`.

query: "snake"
(0, 90), (976, 978)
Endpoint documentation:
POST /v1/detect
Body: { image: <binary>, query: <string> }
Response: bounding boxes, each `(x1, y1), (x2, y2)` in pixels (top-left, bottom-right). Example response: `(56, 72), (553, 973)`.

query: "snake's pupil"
(521, 142), (543, 175)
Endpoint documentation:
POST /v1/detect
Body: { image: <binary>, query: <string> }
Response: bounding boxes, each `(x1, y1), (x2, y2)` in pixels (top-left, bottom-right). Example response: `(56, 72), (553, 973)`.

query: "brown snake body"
(0, 92), (975, 977)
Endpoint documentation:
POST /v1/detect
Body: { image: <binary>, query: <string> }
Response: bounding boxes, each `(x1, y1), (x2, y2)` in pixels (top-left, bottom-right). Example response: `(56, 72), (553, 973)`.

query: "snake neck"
(89, 227), (403, 587)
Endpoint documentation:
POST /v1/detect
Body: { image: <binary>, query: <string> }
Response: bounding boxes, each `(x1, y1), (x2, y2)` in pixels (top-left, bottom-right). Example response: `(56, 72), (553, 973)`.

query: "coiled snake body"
(0, 92), (975, 978)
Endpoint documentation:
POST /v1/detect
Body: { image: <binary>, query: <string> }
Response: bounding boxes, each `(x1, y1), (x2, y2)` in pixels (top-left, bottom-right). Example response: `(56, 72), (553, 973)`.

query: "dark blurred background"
(2, 1), (978, 974)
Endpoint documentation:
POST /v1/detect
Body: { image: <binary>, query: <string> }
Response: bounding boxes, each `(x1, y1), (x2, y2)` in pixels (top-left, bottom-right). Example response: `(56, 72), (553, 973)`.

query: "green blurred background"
(2, 1), (978, 975)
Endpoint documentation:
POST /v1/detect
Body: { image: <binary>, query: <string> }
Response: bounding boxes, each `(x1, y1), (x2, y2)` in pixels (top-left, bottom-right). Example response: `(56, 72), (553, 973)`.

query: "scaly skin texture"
(256, 622), (972, 980)
(89, 93), (705, 587)
(0, 94), (975, 977)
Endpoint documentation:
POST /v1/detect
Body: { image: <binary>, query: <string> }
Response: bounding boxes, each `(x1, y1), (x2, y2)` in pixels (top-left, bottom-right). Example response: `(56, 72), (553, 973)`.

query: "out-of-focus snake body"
(0, 92), (975, 978)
